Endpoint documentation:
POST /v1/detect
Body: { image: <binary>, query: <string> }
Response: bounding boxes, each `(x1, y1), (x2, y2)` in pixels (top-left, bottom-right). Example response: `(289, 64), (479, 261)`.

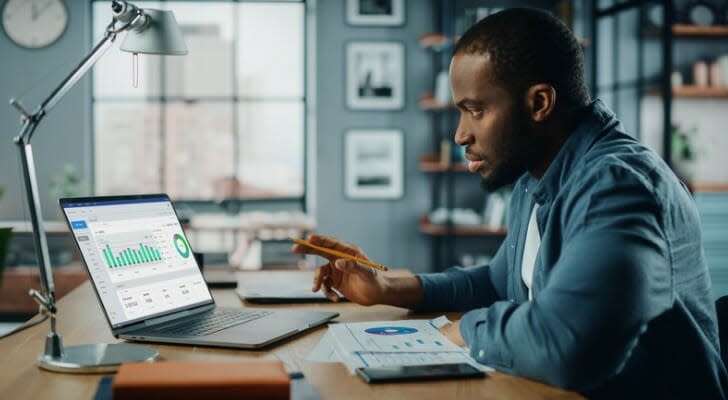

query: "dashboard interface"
(62, 196), (212, 327)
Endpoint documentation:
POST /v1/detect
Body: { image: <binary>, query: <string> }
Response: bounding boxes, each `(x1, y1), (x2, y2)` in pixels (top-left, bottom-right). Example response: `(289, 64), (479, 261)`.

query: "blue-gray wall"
(314, 0), (434, 273)
(0, 0), (92, 223)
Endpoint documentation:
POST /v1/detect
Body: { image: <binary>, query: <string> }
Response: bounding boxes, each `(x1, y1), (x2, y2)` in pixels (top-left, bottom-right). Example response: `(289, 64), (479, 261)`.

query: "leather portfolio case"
(112, 360), (290, 400)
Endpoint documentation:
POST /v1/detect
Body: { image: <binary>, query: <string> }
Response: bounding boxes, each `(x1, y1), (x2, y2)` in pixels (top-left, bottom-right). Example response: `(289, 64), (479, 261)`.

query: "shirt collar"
(530, 99), (621, 204)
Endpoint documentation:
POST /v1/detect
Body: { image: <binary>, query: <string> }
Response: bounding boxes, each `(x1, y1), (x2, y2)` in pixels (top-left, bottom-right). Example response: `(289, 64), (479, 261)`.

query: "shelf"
(644, 24), (728, 38)
(419, 93), (455, 111)
(419, 154), (469, 173)
(690, 182), (728, 193)
(645, 86), (728, 98)
(419, 32), (455, 50)
(419, 215), (507, 236)
(673, 24), (728, 37)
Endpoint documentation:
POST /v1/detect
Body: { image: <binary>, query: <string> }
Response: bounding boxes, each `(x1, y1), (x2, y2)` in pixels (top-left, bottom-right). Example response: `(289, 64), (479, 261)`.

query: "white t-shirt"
(521, 204), (541, 300)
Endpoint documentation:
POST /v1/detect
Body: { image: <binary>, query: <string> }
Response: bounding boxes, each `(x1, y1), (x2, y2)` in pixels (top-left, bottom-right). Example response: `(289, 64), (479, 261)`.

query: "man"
(294, 8), (727, 399)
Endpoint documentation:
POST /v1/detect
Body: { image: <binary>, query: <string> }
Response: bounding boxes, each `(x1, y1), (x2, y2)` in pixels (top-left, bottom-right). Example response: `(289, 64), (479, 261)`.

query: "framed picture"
(346, 41), (405, 110)
(345, 129), (404, 199)
(346, 0), (405, 26)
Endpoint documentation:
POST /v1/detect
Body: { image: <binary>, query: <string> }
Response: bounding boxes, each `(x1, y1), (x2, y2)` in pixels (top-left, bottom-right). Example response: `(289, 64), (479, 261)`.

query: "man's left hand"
(439, 319), (466, 347)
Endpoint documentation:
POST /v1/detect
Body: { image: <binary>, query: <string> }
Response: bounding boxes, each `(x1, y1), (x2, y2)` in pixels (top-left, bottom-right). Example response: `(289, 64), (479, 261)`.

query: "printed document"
(308, 316), (492, 373)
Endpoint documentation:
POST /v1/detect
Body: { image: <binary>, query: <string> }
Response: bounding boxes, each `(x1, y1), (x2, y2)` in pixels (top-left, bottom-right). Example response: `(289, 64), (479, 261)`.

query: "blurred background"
(1, 0), (728, 332)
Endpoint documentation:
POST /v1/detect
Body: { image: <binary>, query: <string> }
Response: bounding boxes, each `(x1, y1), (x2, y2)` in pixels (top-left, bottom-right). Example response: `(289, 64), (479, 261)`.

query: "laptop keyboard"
(153, 308), (272, 337)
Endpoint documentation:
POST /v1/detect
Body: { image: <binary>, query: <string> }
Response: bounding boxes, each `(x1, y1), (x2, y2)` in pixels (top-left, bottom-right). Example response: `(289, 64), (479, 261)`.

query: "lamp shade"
(120, 9), (188, 55)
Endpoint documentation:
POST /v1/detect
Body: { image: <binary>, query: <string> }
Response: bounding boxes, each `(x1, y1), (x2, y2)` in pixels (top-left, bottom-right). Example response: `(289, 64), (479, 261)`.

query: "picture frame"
(345, 129), (404, 199)
(346, 0), (406, 26)
(346, 41), (405, 110)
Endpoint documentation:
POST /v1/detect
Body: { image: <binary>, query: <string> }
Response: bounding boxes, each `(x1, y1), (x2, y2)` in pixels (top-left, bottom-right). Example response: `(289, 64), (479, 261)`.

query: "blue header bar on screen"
(61, 196), (169, 208)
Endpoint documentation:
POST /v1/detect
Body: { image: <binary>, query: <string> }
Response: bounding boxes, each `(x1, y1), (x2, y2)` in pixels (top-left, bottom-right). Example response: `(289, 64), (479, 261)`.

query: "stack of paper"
(307, 316), (490, 373)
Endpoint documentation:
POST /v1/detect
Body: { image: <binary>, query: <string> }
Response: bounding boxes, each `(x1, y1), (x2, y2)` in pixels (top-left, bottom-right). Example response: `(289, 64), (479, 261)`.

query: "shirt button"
(478, 350), (485, 358)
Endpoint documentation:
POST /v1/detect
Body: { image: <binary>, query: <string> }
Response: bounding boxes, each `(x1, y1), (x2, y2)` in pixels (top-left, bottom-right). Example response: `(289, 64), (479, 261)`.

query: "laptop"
(60, 194), (338, 349)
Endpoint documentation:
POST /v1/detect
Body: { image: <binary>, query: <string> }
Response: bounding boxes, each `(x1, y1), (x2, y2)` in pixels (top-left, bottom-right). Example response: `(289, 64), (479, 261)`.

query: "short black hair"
(454, 8), (590, 112)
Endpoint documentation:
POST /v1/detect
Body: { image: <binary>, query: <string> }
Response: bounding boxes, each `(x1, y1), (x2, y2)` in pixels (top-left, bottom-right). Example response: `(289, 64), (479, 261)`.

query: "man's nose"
(454, 120), (472, 147)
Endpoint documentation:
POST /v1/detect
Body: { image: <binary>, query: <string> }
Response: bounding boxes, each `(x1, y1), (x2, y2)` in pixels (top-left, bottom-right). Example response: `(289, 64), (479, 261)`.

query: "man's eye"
(469, 109), (483, 117)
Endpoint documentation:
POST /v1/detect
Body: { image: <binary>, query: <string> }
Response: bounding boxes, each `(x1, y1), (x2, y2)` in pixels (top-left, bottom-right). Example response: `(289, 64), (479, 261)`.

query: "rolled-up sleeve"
(415, 241), (508, 312)
(458, 165), (673, 391)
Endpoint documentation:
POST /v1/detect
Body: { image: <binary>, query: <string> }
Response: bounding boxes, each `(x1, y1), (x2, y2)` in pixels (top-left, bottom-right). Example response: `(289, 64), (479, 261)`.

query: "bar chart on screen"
(95, 228), (196, 283)
(100, 232), (162, 268)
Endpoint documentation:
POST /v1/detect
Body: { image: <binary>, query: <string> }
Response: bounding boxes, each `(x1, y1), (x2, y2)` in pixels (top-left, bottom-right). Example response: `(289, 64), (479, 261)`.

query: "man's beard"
(479, 107), (536, 193)
(480, 159), (528, 192)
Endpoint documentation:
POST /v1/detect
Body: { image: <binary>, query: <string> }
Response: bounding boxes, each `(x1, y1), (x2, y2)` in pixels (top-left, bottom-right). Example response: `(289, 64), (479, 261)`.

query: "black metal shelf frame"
(589, 0), (673, 168)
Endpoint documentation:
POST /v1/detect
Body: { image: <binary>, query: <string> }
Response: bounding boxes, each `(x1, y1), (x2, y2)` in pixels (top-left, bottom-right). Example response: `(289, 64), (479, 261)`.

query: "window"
(92, 1), (306, 202)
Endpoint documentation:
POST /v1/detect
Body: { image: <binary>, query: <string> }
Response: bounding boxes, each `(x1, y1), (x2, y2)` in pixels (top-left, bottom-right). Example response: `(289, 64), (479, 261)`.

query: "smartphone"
(355, 363), (486, 384)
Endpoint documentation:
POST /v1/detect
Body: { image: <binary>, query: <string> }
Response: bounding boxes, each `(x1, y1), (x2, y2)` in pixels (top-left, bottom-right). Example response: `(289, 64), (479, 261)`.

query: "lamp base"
(38, 343), (158, 373)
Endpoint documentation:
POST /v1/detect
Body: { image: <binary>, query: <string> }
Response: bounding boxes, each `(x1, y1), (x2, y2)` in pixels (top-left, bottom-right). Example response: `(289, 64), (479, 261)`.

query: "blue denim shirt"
(416, 100), (728, 398)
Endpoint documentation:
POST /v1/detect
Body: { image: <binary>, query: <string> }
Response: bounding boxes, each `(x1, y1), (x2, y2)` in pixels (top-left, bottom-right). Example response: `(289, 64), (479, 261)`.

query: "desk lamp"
(9, 0), (187, 373)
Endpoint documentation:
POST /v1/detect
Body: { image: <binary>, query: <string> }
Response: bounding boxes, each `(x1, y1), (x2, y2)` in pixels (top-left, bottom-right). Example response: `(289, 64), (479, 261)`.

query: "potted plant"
(0, 187), (12, 284)
(51, 164), (89, 200)
(50, 163), (90, 220)
(671, 123), (699, 184)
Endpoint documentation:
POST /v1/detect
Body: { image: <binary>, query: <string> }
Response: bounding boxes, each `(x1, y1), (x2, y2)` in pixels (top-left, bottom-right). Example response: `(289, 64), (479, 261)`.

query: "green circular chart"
(173, 233), (190, 258)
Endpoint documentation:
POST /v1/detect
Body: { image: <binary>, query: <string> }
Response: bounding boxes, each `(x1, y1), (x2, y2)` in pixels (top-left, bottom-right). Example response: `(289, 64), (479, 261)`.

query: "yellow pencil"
(291, 238), (389, 272)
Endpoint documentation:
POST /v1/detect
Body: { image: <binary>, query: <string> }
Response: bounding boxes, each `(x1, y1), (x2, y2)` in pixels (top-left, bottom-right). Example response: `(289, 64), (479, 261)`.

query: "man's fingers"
(333, 259), (376, 279)
(292, 243), (333, 260)
(312, 264), (330, 292)
(320, 276), (340, 303)
(308, 234), (364, 257)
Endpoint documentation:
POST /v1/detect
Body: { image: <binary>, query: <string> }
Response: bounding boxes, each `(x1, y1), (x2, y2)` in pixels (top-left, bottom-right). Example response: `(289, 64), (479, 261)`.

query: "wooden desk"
(0, 271), (582, 399)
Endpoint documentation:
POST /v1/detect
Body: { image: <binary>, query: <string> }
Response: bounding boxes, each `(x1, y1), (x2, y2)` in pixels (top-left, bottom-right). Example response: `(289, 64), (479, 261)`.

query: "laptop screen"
(61, 195), (213, 328)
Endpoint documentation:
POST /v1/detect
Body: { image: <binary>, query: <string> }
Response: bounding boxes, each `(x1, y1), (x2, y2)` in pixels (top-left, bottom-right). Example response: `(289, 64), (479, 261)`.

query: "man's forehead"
(450, 52), (495, 84)
(450, 51), (511, 104)
(452, 51), (492, 67)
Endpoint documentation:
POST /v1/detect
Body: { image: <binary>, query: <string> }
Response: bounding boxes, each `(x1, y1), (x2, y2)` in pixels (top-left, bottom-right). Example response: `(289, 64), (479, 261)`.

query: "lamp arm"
(14, 29), (118, 145)
(37, 7), (148, 121)
(40, 35), (116, 115)
(10, 14), (131, 309)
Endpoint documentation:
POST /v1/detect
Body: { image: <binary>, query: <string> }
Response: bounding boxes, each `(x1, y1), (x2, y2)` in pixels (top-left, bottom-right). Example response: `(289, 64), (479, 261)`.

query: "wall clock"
(2, 0), (68, 49)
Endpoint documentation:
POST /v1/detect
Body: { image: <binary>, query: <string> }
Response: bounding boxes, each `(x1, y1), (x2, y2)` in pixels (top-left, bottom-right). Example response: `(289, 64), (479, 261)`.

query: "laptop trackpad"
(210, 311), (332, 347)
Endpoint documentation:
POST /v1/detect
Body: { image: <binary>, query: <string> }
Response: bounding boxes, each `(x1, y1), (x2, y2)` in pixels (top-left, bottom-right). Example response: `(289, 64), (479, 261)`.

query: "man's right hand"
(291, 234), (389, 305)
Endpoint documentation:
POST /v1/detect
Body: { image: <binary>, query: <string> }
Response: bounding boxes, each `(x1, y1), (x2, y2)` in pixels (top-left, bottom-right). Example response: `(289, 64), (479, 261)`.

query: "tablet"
(237, 284), (340, 303)
(356, 363), (486, 384)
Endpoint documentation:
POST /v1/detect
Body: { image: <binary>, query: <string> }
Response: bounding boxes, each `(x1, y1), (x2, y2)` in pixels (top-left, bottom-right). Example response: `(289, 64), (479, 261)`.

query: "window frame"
(89, 0), (309, 212)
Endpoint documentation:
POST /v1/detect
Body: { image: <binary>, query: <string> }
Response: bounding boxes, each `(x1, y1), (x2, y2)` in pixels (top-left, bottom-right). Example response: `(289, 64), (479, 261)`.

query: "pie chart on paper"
(364, 326), (418, 335)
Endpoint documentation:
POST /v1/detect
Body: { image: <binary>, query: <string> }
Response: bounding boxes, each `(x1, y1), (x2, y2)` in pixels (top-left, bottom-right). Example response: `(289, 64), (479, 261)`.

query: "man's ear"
(525, 83), (556, 122)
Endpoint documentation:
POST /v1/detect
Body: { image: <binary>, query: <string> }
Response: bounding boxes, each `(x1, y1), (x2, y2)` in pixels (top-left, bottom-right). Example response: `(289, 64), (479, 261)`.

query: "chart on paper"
(328, 319), (462, 353)
(322, 318), (491, 374)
